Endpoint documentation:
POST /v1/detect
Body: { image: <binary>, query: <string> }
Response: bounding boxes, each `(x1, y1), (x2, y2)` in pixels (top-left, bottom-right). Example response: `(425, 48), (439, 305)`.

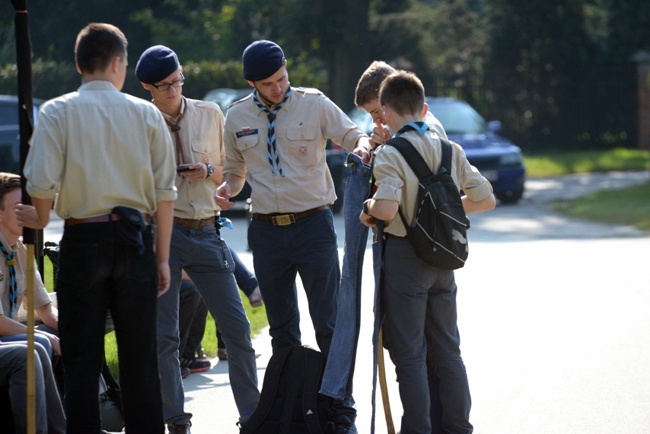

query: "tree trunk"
(320, 0), (370, 112)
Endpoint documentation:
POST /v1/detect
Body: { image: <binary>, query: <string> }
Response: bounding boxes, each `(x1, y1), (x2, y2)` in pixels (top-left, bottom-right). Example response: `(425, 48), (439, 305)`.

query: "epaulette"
(228, 93), (253, 109)
(293, 87), (324, 96)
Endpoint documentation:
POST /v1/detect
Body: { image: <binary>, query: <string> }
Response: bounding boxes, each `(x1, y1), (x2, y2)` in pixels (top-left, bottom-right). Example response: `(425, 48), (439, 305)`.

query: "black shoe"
(180, 355), (211, 374)
(217, 348), (228, 360)
(330, 400), (357, 434)
(167, 421), (192, 434)
(187, 357), (211, 373)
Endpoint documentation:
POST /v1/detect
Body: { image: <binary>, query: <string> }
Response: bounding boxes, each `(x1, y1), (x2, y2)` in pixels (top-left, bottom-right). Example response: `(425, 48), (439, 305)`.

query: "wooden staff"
(12, 1), (39, 432)
(378, 327), (395, 434)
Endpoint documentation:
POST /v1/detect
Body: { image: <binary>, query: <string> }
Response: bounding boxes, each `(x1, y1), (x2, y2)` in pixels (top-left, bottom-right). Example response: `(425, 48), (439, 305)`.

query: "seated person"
(0, 173), (60, 358)
(0, 340), (66, 433)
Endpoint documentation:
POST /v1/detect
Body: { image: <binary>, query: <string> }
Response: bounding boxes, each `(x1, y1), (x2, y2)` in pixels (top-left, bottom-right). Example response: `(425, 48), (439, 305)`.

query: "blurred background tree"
(1, 0), (649, 150)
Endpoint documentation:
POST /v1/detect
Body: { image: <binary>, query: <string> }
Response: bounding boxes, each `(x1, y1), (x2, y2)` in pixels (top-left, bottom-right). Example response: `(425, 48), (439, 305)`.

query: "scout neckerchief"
(0, 243), (17, 319)
(368, 122), (429, 199)
(395, 121), (429, 137)
(253, 89), (292, 176)
(164, 97), (187, 166)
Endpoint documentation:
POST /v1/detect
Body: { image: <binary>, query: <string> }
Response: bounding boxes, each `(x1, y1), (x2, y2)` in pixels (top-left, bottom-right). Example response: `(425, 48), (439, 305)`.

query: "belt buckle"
(272, 214), (295, 226)
(190, 220), (202, 229)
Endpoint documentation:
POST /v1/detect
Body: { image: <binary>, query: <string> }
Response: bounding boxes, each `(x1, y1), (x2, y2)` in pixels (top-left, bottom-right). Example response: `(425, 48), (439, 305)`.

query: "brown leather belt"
(252, 205), (330, 226)
(174, 216), (216, 229)
(65, 213), (151, 227)
(65, 213), (121, 227)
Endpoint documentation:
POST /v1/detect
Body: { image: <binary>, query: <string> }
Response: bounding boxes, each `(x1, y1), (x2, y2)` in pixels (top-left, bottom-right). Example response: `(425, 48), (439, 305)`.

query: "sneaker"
(217, 348), (228, 360)
(167, 421), (191, 434)
(330, 400), (357, 434)
(187, 357), (211, 373)
(181, 366), (190, 379)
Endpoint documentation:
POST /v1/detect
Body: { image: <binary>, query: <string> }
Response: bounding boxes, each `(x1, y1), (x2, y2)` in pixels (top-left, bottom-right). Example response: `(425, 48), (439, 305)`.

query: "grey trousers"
(0, 341), (66, 434)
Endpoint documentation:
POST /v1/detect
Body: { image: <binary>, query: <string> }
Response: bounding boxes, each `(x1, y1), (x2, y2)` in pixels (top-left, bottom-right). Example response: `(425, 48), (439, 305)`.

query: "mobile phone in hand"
(176, 165), (196, 173)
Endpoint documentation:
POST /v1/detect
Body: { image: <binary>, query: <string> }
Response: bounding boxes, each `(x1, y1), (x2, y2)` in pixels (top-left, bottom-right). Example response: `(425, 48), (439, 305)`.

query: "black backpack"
(241, 345), (335, 434)
(385, 136), (470, 270)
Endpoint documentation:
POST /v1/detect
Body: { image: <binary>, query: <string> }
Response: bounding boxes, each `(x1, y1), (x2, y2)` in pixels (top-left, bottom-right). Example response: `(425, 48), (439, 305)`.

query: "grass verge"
(103, 291), (266, 379)
(552, 182), (650, 231)
(42, 259), (266, 378)
(524, 148), (649, 177)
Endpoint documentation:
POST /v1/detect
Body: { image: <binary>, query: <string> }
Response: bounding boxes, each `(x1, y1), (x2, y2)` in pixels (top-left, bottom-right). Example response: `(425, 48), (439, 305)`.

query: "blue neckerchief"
(0, 243), (17, 319)
(253, 89), (293, 176)
(395, 121), (429, 137)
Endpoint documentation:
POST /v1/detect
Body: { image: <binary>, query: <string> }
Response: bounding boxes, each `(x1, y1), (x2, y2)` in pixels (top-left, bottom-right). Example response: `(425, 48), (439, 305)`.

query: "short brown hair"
(75, 22), (128, 74)
(354, 61), (396, 107)
(379, 70), (425, 117)
(0, 172), (21, 211)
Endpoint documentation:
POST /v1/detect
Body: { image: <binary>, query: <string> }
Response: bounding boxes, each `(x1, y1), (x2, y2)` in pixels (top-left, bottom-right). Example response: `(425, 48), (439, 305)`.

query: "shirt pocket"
(235, 133), (260, 152)
(191, 139), (219, 163)
(285, 126), (320, 167)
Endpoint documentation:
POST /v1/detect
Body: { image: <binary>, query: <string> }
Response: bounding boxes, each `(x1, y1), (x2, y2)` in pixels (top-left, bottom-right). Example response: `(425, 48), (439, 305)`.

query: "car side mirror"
(487, 120), (502, 132)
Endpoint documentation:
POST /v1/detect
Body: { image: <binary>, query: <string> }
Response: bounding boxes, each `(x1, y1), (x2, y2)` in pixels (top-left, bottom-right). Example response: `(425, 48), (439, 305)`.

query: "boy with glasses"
(136, 45), (259, 434)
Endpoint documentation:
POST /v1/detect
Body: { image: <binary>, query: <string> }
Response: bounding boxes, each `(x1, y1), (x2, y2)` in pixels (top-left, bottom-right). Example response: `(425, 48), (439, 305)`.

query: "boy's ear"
(421, 102), (429, 119)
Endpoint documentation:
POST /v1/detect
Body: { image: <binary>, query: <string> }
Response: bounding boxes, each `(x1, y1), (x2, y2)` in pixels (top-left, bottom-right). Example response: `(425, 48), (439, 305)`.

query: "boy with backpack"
(359, 70), (495, 434)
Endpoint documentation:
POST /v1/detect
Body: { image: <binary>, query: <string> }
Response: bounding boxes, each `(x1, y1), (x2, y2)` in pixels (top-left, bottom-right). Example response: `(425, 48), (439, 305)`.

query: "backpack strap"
(301, 347), (327, 434)
(385, 136), (452, 179)
(385, 135), (454, 230)
(240, 345), (294, 433)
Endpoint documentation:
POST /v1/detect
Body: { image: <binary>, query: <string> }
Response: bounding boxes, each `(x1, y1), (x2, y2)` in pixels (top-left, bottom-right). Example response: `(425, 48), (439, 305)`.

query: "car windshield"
(426, 100), (488, 135)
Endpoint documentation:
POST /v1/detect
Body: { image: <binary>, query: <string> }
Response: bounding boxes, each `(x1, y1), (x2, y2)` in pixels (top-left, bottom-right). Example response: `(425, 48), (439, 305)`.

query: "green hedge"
(1, 58), (326, 102)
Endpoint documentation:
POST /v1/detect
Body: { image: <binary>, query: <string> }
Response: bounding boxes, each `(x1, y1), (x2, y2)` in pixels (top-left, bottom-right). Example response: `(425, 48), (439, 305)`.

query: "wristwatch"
(205, 163), (214, 178)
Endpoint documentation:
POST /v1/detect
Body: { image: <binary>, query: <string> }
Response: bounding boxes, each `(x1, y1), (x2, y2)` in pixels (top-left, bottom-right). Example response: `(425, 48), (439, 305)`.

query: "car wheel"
(496, 188), (524, 204)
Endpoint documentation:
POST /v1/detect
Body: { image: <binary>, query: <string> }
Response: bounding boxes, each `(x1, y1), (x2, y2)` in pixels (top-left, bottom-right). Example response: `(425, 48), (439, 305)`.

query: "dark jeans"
(57, 222), (163, 434)
(248, 208), (339, 356)
(178, 280), (208, 359)
(382, 236), (472, 434)
(179, 247), (259, 358)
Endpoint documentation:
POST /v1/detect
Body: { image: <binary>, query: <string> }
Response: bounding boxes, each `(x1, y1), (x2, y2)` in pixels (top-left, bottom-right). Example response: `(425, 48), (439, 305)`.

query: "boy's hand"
(371, 119), (390, 146)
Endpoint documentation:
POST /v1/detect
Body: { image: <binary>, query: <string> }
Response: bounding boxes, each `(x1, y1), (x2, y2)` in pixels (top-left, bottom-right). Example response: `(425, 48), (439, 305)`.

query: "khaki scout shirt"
(372, 128), (493, 237)
(223, 87), (368, 214)
(25, 80), (177, 218)
(161, 98), (225, 219)
(0, 233), (51, 319)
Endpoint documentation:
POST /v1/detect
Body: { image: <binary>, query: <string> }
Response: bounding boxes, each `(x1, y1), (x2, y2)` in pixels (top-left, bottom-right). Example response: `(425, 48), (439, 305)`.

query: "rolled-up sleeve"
(149, 110), (178, 202)
(25, 105), (64, 199)
(453, 143), (493, 202)
(320, 97), (368, 153)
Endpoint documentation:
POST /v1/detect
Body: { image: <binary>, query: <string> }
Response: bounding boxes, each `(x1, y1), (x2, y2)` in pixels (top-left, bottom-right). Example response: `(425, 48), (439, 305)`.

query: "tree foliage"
(1, 0), (649, 149)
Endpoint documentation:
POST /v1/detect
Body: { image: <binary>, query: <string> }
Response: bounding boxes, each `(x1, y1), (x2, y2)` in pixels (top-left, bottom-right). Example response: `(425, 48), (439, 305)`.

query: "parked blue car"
(0, 95), (42, 173)
(426, 97), (526, 204)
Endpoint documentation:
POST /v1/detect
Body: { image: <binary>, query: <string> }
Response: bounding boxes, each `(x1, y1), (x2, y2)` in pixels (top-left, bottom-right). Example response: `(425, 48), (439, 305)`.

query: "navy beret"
(242, 40), (286, 82)
(135, 45), (180, 84)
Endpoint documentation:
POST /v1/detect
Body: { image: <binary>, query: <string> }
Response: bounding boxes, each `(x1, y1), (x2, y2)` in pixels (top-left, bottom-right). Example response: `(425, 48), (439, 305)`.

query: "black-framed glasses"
(151, 74), (185, 91)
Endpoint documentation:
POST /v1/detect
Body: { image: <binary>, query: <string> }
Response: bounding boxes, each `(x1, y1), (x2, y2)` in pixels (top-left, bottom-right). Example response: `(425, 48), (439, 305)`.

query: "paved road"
(43, 171), (650, 433)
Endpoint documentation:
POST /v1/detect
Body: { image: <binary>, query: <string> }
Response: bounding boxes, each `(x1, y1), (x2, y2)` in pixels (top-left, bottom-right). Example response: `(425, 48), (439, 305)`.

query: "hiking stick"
(378, 327), (395, 434)
(12, 1), (38, 431)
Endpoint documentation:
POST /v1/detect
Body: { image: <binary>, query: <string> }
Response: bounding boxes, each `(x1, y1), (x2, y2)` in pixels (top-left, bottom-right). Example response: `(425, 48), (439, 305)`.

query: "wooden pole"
(26, 244), (36, 434)
(378, 327), (395, 434)
(11, 1), (38, 432)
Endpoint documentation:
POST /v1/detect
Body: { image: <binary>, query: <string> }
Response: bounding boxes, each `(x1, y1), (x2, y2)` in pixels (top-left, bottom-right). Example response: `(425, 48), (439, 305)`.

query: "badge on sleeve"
(299, 146), (307, 155)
